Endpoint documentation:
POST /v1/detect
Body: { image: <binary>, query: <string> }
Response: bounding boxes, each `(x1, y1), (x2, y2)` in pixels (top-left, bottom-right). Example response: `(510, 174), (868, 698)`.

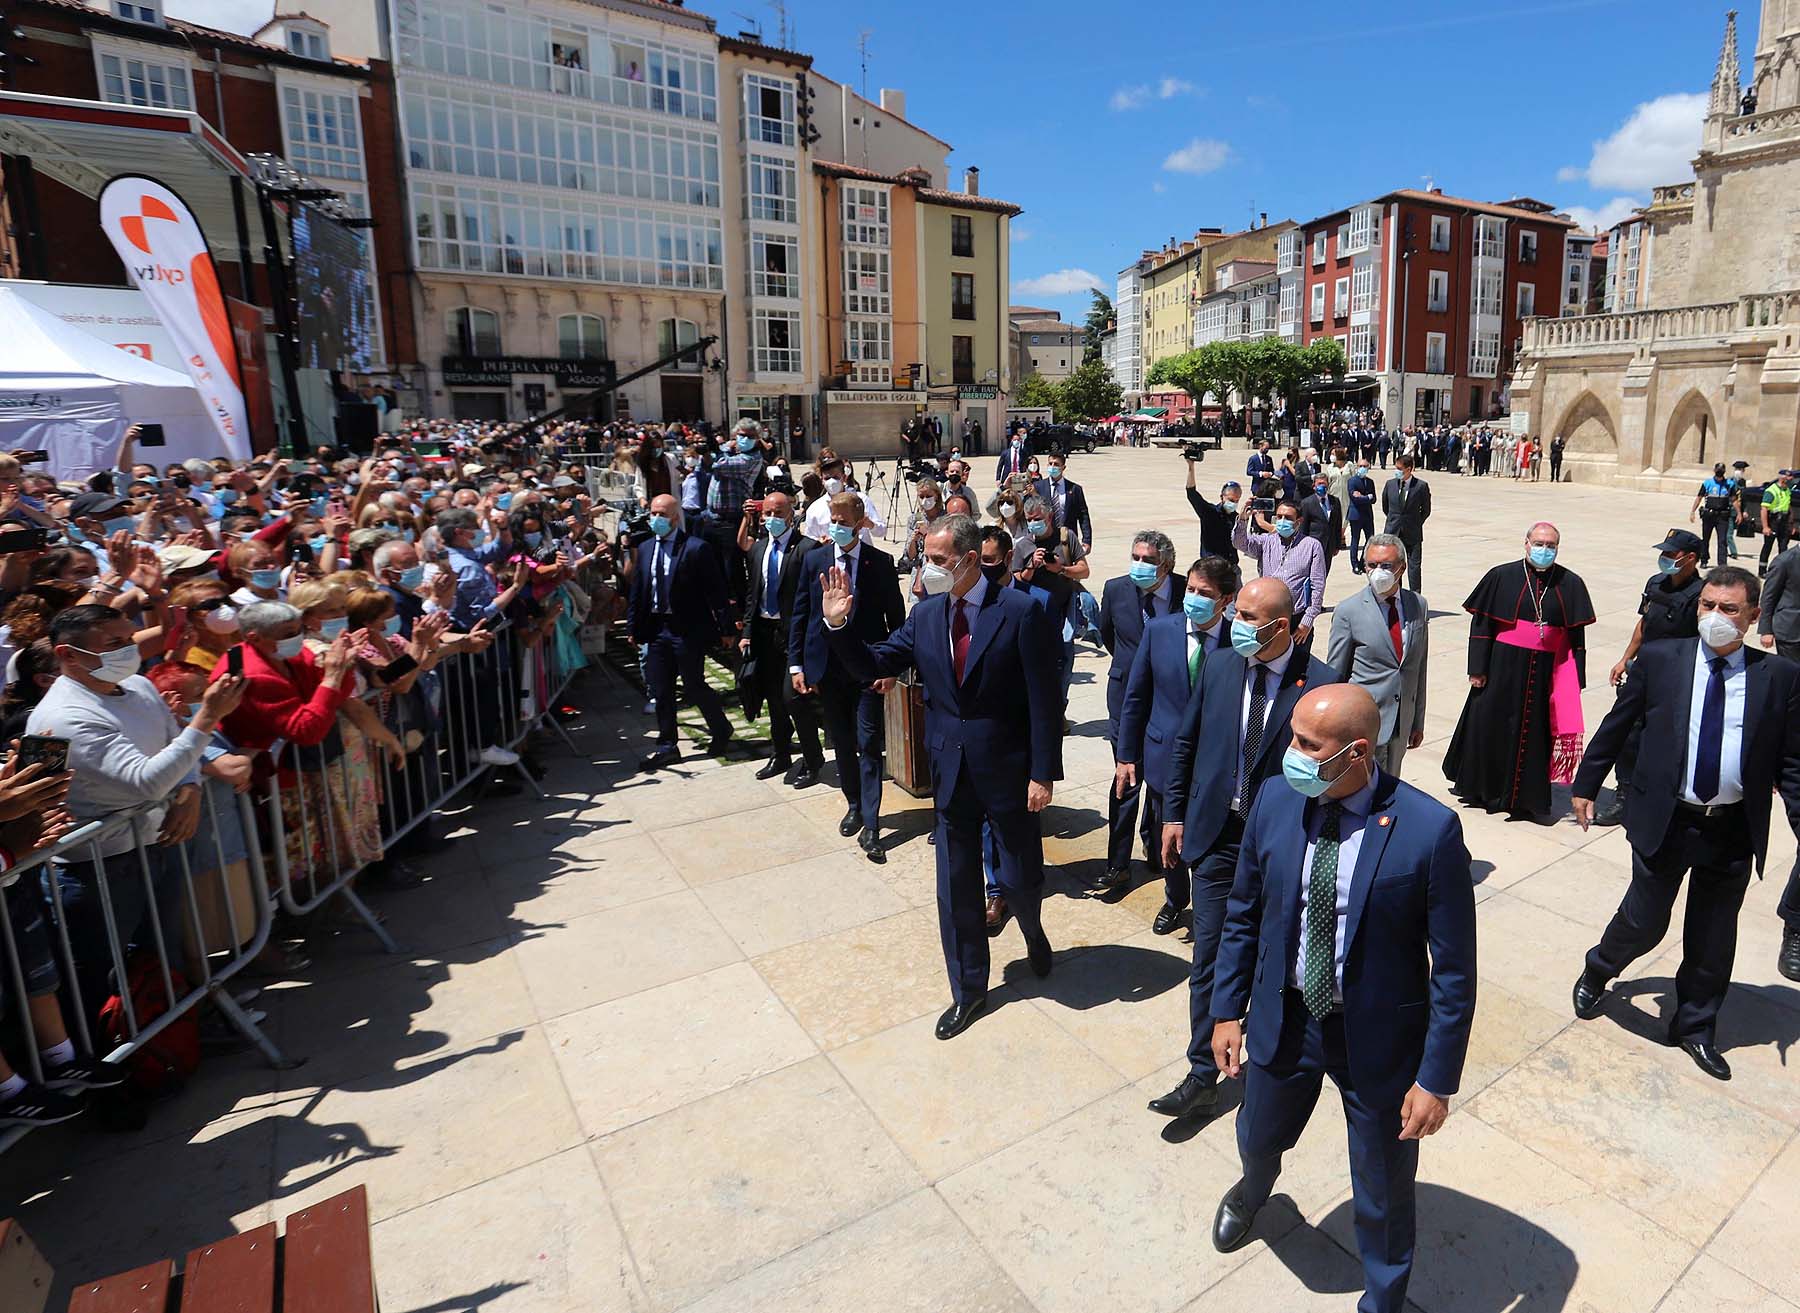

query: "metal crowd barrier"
(0, 786), (283, 1154)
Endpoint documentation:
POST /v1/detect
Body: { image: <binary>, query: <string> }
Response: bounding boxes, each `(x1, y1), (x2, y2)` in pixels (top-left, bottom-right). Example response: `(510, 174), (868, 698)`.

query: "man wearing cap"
(1727, 460), (1753, 560)
(1594, 529), (1705, 826)
(1690, 463), (1738, 567)
(1760, 469), (1795, 576)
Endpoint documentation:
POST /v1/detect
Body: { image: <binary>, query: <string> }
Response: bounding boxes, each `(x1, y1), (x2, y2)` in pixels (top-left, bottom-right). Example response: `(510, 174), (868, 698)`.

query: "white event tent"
(0, 287), (222, 478)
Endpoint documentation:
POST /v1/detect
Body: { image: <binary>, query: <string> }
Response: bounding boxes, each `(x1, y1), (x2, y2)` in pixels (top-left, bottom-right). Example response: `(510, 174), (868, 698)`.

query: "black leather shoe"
(1679, 1038), (1732, 1081)
(838, 808), (863, 837)
(704, 734), (735, 756)
(639, 747), (679, 772)
(1153, 903), (1184, 935)
(1572, 972), (1607, 1020)
(935, 993), (987, 1040)
(1147, 1072), (1218, 1118)
(1780, 928), (1800, 983)
(859, 828), (886, 864)
(1592, 798), (1626, 827)
(1212, 1183), (1260, 1253)
(791, 765), (820, 790)
(1097, 867), (1131, 891)
(755, 758), (792, 781)
(1026, 930), (1053, 978)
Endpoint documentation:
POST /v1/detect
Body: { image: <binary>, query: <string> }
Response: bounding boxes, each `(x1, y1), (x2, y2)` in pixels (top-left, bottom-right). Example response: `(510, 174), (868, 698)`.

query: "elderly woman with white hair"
(212, 599), (374, 883)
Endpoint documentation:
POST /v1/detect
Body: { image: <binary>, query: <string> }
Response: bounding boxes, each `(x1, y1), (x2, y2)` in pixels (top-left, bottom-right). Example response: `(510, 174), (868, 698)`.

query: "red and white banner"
(98, 175), (251, 459)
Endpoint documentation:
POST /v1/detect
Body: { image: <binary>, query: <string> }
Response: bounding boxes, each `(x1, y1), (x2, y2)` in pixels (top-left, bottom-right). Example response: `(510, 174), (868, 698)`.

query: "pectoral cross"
(1538, 621), (1547, 639)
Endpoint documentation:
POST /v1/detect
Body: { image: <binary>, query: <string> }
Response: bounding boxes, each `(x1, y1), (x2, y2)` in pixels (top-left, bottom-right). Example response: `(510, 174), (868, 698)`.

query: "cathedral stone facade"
(1512, 4), (1800, 486)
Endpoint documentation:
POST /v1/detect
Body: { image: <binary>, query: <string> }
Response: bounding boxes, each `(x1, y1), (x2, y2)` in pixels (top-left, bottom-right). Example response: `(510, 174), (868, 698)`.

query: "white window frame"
(843, 247), (891, 314)
(278, 76), (365, 183)
(448, 306), (501, 356)
(1424, 332), (1447, 374)
(1429, 215), (1451, 252)
(1517, 282), (1536, 318)
(1426, 270), (1448, 313)
(1309, 282), (1326, 323)
(112, 0), (162, 25)
(1348, 324), (1376, 372)
(841, 184), (890, 246)
(1473, 269), (1502, 317)
(743, 73), (795, 148)
(556, 312), (605, 359)
(1350, 264), (1375, 314)
(1518, 230), (1539, 264)
(1344, 204), (1377, 256)
(285, 22), (330, 60)
(746, 153), (797, 224)
(754, 309), (803, 375)
(1277, 230), (1302, 273)
(750, 231), (799, 298)
(1312, 232), (1327, 266)
(1469, 329), (1500, 378)
(1475, 216), (1505, 260)
(1278, 281), (1299, 327)
(1333, 276), (1349, 316)
(844, 316), (890, 369)
(659, 317), (702, 370)
(92, 38), (193, 111)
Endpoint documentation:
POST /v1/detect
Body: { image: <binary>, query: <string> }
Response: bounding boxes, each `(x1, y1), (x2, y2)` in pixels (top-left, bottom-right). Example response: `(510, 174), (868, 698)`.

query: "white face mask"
(919, 554), (966, 596)
(77, 644), (142, 685)
(919, 496), (937, 510)
(202, 605), (239, 635)
(1697, 611), (1744, 651)
(823, 476), (844, 495)
(1367, 566), (1399, 597)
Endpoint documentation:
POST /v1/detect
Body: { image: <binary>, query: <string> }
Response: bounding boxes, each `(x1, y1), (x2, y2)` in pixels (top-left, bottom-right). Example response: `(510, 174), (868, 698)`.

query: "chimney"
(879, 88), (907, 119)
(1260, 211), (1268, 229)
(1429, 185), (1443, 195)
(963, 166), (980, 196)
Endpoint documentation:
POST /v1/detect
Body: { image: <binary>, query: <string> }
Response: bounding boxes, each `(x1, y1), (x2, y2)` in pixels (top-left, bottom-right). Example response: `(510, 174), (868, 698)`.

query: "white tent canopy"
(0, 287), (220, 478)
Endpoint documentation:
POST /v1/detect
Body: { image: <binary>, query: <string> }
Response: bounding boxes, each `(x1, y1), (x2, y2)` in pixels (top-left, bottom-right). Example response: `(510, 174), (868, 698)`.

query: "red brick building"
(0, 0), (411, 373)
(1276, 189), (1574, 426)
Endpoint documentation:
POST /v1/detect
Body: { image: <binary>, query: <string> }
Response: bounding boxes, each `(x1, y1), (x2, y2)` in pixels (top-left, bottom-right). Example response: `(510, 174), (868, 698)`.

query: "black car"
(1023, 424), (1100, 457)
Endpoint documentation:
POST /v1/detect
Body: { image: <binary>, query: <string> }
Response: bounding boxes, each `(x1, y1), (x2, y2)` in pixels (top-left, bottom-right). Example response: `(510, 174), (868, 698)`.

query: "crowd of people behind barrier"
(0, 412), (762, 1137)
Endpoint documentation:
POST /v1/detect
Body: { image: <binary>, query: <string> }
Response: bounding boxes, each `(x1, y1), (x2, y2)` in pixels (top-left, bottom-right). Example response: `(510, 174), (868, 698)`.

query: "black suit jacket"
(1299, 492), (1342, 557)
(627, 531), (729, 645)
(1034, 478), (1092, 546)
(745, 527), (810, 654)
(1382, 475), (1432, 537)
(1098, 571), (1181, 740)
(789, 540), (905, 687)
(1573, 638), (1800, 871)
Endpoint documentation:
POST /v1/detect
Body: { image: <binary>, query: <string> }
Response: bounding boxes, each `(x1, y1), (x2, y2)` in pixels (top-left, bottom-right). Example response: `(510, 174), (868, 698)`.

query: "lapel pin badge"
(1378, 815), (1392, 827)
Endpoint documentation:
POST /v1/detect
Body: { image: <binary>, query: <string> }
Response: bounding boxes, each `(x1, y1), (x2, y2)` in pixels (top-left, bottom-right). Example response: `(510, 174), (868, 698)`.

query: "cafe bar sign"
(442, 356), (617, 388)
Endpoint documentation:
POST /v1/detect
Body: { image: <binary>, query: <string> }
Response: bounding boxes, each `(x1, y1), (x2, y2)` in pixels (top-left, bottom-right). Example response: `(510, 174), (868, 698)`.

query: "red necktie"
(953, 597), (971, 683)
(1387, 597), (1403, 661)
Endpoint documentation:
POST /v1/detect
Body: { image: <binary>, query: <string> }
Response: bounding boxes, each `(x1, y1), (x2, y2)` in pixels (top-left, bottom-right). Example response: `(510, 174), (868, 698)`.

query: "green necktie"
(1187, 630), (1203, 686)
(1302, 801), (1343, 1019)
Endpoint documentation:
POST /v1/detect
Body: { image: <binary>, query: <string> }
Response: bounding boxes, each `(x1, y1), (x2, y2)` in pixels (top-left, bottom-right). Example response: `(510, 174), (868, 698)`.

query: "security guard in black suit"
(739, 488), (824, 785)
(1595, 529), (1705, 826)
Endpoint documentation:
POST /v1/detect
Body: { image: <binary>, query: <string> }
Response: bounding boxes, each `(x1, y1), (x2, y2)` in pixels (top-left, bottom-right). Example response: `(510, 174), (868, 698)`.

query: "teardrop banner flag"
(98, 175), (251, 459)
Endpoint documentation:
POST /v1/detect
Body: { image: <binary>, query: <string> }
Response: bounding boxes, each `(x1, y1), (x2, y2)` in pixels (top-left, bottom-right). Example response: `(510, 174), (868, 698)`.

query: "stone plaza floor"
(3, 445), (1798, 1312)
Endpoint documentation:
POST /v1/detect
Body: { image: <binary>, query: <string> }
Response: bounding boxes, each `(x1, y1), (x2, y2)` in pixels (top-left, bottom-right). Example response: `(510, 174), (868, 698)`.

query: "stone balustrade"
(1649, 182), (1696, 207)
(1517, 291), (1800, 355)
(1725, 104), (1800, 140)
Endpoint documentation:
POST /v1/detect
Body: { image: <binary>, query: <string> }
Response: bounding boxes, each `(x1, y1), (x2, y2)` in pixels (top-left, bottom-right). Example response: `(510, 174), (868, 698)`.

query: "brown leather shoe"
(985, 895), (1010, 936)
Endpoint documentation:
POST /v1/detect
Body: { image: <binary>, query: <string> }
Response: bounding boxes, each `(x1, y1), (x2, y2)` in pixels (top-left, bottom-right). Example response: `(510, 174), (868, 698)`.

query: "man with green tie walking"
(1115, 557), (1241, 935)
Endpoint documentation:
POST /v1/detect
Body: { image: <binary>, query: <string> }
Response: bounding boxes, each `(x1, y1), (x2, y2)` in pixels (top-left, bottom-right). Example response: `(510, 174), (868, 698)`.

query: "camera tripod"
(863, 456), (915, 542)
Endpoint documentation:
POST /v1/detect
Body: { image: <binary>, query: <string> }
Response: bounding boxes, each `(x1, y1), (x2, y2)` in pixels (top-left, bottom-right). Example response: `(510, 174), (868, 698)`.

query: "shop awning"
(1134, 407), (1168, 417)
(0, 92), (262, 259)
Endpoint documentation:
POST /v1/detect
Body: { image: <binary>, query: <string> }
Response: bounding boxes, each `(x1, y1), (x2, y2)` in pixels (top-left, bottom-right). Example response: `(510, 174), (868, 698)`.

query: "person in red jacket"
(211, 599), (366, 886)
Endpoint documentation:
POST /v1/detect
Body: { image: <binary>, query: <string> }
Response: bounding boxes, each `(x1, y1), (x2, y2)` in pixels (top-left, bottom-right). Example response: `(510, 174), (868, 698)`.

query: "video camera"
(764, 470), (798, 497)
(1179, 441), (1209, 463)
(901, 458), (938, 483)
(618, 509), (652, 543)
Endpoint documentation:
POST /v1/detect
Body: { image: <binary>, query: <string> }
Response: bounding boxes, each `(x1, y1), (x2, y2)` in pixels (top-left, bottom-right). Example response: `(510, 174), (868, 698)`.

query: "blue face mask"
(1230, 615), (1275, 657)
(828, 523), (856, 548)
(649, 515), (674, 538)
(1283, 742), (1353, 798)
(274, 634), (306, 660)
(216, 488), (240, 505)
(398, 564), (426, 590)
(319, 616), (349, 639)
(1183, 593), (1217, 626)
(310, 495), (329, 517)
(384, 614), (404, 637)
(496, 493), (514, 511)
(524, 531), (543, 548)
(249, 568), (283, 590)
(1048, 466), (1064, 481)
(1355, 467), (1369, 478)
(737, 436), (757, 454)
(1528, 545), (1557, 569)
(102, 515), (135, 538)
(1275, 519), (1297, 539)
(1026, 520), (1048, 538)
(1657, 554), (1681, 575)
(764, 517), (788, 539)
(309, 536), (329, 554)
(1128, 561), (1161, 590)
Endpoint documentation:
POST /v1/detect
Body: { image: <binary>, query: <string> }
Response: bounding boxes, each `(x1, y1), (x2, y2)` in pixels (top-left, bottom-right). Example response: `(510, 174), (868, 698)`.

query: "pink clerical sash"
(1494, 618), (1585, 783)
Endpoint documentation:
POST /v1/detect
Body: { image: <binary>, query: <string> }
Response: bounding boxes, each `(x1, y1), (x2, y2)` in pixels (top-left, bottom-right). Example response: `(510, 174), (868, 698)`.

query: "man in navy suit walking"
(627, 493), (736, 771)
(821, 514), (1061, 1039)
(1209, 684), (1477, 1313)
(1098, 531), (1182, 889)
(789, 492), (906, 861)
(1148, 576), (1340, 1121)
(1115, 555), (1239, 933)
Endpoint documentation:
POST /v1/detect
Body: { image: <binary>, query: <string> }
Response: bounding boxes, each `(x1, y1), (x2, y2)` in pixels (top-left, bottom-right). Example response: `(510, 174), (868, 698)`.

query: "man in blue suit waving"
(821, 514), (1061, 1039)
(1209, 684), (1477, 1313)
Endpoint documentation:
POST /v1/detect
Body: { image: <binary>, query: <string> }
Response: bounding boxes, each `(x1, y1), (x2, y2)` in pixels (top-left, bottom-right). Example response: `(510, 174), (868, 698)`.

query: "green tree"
(1083, 289), (1115, 365)
(1012, 373), (1059, 412)
(1055, 360), (1124, 421)
(1147, 348), (1228, 410)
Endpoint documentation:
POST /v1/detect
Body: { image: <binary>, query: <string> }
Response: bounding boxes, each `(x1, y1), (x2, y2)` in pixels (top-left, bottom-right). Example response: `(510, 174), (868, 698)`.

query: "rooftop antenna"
(857, 28), (872, 101)
(1421, 172), (1436, 193)
(769, 0), (790, 48)
(731, 10), (762, 38)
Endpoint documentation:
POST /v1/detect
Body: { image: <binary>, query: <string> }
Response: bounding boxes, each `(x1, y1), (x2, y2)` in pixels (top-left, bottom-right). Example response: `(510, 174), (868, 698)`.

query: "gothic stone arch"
(1554, 389), (1620, 457)
(1662, 389), (1719, 470)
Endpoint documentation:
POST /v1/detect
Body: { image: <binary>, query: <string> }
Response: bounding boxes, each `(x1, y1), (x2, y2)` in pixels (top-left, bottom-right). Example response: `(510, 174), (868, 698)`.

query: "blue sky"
(173, 0), (1735, 322)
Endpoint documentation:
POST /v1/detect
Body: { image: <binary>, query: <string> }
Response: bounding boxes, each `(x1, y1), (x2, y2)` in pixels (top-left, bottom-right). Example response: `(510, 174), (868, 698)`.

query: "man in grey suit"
(1326, 534), (1429, 777)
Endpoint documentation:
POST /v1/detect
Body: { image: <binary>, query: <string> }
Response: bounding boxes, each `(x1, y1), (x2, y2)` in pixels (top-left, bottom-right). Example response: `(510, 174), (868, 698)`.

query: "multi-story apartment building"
(1290, 188), (1573, 425)
(1194, 260), (1278, 347)
(1010, 309), (1081, 381)
(1139, 228), (1225, 373)
(1562, 232), (1598, 317)
(1602, 213), (1648, 313)
(1111, 257), (1149, 401)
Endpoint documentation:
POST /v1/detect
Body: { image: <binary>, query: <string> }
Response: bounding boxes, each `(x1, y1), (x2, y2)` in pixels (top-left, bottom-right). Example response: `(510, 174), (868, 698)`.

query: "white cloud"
(1560, 92), (1706, 190)
(1013, 269), (1106, 298)
(166, 0), (266, 34)
(1110, 76), (1199, 111)
(1162, 138), (1232, 175)
(1563, 196), (1642, 233)
(1011, 225), (1034, 242)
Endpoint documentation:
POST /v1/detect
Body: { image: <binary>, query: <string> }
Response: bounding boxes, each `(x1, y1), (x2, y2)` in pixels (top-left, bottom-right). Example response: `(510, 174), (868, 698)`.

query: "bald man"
(1209, 684), (1477, 1313)
(1149, 576), (1341, 1121)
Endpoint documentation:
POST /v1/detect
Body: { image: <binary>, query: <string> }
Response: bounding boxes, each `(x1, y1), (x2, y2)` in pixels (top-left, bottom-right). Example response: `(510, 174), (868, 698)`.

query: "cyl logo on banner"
(97, 175), (252, 460)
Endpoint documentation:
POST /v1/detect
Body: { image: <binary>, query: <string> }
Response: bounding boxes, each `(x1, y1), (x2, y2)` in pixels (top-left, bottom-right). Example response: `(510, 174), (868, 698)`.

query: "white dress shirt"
(1681, 640), (1746, 805)
(1233, 641), (1295, 810)
(1185, 618), (1227, 670)
(1291, 768), (1377, 1003)
(803, 495), (886, 544)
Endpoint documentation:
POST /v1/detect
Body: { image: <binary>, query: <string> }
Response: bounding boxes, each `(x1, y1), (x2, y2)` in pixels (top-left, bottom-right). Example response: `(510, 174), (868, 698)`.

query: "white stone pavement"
(2, 446), (1797, 1312)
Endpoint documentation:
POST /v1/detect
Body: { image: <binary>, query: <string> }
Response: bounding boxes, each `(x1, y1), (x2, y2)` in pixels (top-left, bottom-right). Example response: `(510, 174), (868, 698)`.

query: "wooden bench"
(62, 1185), (376, 1313)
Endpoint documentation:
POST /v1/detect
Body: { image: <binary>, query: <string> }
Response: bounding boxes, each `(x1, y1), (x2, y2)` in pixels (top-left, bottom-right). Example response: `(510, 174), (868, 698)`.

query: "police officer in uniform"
(1760, 469), (1795, 576)
(1593, 528), (1705, 825)
(1690, 462), (1738, 567)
